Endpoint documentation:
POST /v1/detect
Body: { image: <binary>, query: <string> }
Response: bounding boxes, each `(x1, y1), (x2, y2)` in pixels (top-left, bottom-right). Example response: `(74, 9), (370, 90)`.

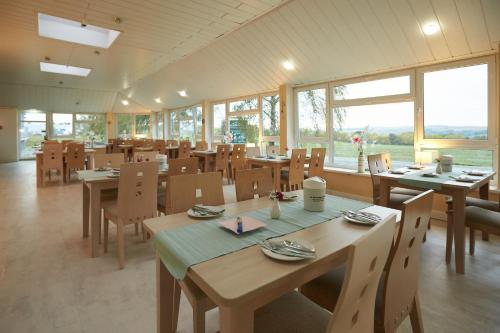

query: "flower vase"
(270, 198), (281, 219)
(357, 152), (365, 173)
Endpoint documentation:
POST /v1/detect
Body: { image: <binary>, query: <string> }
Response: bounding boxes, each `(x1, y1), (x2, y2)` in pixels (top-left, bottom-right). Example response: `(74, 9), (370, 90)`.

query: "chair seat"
(387, 193), (414, 209)
(254, 291), (331, 333)
(465, 206), (500, 229)
(391, 187), (423, 197)
(447, 197), (500, 212)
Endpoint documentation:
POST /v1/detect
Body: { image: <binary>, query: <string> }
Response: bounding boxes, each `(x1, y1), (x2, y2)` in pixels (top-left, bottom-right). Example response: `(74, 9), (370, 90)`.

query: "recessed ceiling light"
(121, 99), (129, 106)
(38, 13), (120, 48)
(422, 22), (440, 35)
(40, 62), (91, 77)
(154, 97), (162, 103)
(178, 90), (187, 97)
(282, 60), (295, 71)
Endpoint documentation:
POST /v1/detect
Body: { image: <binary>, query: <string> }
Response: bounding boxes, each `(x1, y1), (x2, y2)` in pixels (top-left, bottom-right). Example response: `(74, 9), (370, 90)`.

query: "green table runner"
(154, 195), (371, 279)
(399, 172), (460, 190)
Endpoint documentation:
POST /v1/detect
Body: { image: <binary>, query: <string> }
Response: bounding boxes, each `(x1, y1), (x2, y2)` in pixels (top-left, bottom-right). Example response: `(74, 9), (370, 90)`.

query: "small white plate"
(281, 194), (298, 201)
(187, 209), (223, 219)
(260, 240), (315, 262)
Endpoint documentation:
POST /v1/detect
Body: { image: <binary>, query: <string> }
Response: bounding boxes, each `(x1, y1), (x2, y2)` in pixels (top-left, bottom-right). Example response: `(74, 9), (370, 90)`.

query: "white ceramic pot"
(303, 177), (326, 212)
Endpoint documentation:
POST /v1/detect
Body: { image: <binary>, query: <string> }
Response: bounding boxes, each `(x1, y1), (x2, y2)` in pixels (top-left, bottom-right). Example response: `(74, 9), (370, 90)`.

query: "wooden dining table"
(35, 148), (96, 187)
(77, 169), (168, 258)
(247, 156), (310, 191)
(191, 150), (217, 172)
(144, 192), (401, 333)
(377, 168), (495, 274)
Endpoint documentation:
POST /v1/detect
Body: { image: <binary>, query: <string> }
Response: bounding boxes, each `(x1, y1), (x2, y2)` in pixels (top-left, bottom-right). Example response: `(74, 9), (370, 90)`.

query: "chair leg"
(117, 222), (125, 269)
(193, 305), (206, 333)
(103, 218), (109, 253)
(409, 294), (424, 333)
(469, 227), (475, 256)
(445, 207), (454, 264)
(134, 223), (139, 236)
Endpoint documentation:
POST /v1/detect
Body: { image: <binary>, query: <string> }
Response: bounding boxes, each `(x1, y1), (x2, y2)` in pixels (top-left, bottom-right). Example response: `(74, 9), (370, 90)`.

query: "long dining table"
(377, 168), (495, 274)
(77, 169), (168, 258)
(144, 192), (401, 333)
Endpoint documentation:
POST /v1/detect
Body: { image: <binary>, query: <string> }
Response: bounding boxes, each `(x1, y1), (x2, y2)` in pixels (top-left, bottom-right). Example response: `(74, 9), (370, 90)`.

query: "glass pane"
(434, 149), (493, 171)
(195, 106), (202, 140)
(334, 75), (410, 100)
(117, 114), (133, 138)
(213, 103), (226, 137)
(21, 110), (46, 122)
(179, 119), (194, 142)
(170, 112), (179, 139)
(424, 64), (488, 140)
(156, 112), (164, 139)
(229, 98), (258, 112)
(262, 95), (280, 136)
(19, 121), (46, 159)
(135, 114), (151, 137)
(228, 114), (259, 146)
(297, 88), (327, 138)
(52, 113), (73, 136)
(75, 116), (106, 143)
(298, 142), (329, 160)
(333, 102), (414, 170)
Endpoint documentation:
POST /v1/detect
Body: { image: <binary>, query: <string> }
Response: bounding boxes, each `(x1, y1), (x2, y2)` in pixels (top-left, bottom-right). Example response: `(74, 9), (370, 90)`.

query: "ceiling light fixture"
(282, 60), (295, 71)
(121, 99), (129, 106)
(40, 62), (91, 77)
(422, 22), (440, 35)
(38, 13), (120, 48)
(178, 90), (187, 97)
(154, 97), (162, 103)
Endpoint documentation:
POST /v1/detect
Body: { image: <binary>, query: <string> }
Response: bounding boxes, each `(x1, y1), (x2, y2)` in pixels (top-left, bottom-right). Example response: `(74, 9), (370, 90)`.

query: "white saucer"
(187, 209), (223, 219)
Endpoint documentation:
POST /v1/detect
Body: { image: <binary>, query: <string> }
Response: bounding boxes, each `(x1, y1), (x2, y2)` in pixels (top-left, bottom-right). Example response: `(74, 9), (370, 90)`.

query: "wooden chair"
(246, 146), (261, 158)
(235, 167), (273, 202)
(157, 157), (199, 215)
(103, 162), (159, 269)
(254, 214), (397, 333)
(230, 145), (247, 183)
(266, 145), (279, 156)
(280, 148), (306, 191)
(65, 143), (86, 181)
(153, 140), (166, 155)
(306, 147), (326, 178)
(178, 140), (191, 159)
(61, 139), (75, 149)
(133, 151), (158, 163)
(300, 191), (433, 333)
(42, 143), (64, 186)
(94, 153), (125, 169)
(215, 144), (231, 184)
(195, 141), (208, 151)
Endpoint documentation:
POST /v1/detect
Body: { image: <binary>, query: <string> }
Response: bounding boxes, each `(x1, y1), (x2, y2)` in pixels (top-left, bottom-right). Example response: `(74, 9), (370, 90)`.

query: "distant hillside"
(340, 125), (486, 136)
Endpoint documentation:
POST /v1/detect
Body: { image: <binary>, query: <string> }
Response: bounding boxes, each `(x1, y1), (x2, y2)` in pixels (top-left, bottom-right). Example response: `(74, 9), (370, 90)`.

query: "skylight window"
(40, 62), (91, 77)
(38, 13), (120, 48)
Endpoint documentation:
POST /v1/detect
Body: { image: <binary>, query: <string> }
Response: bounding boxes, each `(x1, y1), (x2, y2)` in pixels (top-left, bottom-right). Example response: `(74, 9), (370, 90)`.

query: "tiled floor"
(1, 161), (499, 332)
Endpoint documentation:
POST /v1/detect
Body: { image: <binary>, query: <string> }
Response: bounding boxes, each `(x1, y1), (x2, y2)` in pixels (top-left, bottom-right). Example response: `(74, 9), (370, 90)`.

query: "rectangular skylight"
(40, 62), (91, 77)
(38, 13), (120, 48)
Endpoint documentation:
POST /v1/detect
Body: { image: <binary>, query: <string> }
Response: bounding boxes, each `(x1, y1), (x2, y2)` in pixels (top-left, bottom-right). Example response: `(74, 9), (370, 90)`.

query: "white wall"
(0, 107), (18, 163)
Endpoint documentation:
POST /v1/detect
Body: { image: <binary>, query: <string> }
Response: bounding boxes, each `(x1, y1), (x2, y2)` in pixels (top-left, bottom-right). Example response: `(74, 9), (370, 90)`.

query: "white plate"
(281, 194), (298, 201)
(187, 209), (223, 219)
(260, 240), (315, 262)
(343, 214), (378, 226)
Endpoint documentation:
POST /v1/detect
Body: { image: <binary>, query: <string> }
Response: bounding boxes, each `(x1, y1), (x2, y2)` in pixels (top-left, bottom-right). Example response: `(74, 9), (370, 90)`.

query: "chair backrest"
(169, 172), (225, 214)
(308, 148), (326, 177)
(168, 157), (199, 177)
(61, 140), (75, 149)
(215, 144), (231, 171)
(117, 162), (159, 225)
(66, 143), (86, 169)
(246, 146), (261, 158)
(267, 145), (279, 156)
(367, 153), (391, 205)
(381, 190), (433, 332)
(42, 143), (63, 170)
(326, 215), (396, 333)
(94, 153), (125, 168)
(178, 140), (191, 159)
(287, 148), (307, 190)
(233, 144), (246, 154)
(153, 140), (166, 154)
(166, 140), (178, 147)
(235, 167), (273, 202)
(133, 151), (158, 163)
(231, 146), (247, 175)
(195, 141), (208, 151)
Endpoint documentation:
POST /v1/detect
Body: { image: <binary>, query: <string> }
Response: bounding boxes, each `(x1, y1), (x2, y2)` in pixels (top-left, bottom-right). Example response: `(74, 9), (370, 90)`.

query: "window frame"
(18, 110), (47, 160)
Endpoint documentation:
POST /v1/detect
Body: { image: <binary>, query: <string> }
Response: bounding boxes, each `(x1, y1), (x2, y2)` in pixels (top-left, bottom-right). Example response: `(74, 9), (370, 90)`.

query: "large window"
(297, 87), (327, 139)
(135, 114), (151, 138)
(169, 105), (201, 143)
(213, 103), (226, 141)
(154, 112), (164, 139)
(229, 98), (258, 112)
(75, 114), (106, 143)
(116, 114), (134, 138)
(262, 94), (280, 151)
(228, 114), (259, 146)
(19, 110), (46, 159)
(115, 114), (151, 139)
(52, 113), (73, 137)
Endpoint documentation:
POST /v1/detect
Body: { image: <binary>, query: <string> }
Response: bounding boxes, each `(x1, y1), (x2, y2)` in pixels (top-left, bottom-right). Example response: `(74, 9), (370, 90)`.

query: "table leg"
(88, 152), (95, 170)
(89, 184), (102, 258)
(478, 183), (490, 241)
(219, 305), (254, 333)
(36, 154), (43, 188)
(83, 182), (89, 238)
(452, 190), (466, 274)
(273, 165), (281, 191)
(156, 253), (180, 333)
(379, 178), (390, 207)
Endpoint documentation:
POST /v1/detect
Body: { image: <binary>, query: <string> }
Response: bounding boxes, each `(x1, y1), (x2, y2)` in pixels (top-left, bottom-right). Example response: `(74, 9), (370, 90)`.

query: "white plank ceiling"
(0, 0), (499, 112)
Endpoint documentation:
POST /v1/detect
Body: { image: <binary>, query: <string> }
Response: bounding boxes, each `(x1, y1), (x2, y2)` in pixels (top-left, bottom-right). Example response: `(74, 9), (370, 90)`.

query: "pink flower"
(352, 136), (362, 144)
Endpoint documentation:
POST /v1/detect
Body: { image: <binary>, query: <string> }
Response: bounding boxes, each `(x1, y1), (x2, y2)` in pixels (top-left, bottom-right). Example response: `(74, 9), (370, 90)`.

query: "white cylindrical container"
(303, 177), (327, 212)
(440, 155), (453, 173)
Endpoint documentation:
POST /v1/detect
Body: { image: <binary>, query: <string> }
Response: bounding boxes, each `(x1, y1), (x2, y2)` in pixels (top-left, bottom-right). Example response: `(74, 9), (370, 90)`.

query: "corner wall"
(0, 108), (18, 163)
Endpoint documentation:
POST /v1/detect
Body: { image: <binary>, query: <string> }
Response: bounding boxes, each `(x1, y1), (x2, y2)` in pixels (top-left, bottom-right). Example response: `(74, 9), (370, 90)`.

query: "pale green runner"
(154, 195), (370, 279)
(399, 172), (460, 190)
